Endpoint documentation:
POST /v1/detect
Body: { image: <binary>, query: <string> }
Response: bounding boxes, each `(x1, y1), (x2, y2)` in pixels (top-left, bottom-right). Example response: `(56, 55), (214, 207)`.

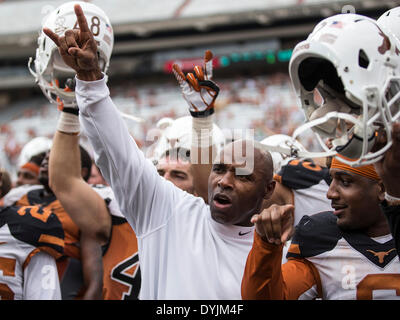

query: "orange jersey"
(91, 185), (141, 300)
(242, 212), (400, 300)
(0, 205), (64, 300)
(14, 188), (80, 260)
(3, 185), (82, 298)
(102, 216), (140, 300)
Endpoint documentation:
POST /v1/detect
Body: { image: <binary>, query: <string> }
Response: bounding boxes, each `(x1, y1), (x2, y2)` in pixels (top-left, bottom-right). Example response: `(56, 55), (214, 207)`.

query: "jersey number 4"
(111, 253), (141, 300)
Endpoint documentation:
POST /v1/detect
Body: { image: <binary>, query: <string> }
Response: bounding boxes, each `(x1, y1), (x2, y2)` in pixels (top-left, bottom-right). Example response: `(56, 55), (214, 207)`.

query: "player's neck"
(364, 218), (391, 238)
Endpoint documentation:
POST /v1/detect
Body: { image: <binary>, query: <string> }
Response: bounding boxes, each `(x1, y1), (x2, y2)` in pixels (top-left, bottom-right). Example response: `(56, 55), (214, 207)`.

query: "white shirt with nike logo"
(76, 77), (255, 300)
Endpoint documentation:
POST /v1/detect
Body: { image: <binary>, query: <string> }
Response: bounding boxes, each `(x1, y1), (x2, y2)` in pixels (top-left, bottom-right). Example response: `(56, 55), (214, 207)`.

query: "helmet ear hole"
(358, 49), (369, 69)
(299, 58), (345, 95)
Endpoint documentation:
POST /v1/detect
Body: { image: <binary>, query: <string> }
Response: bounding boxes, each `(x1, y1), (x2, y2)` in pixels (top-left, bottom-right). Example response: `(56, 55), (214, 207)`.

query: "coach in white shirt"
(43, 4), (275, 299)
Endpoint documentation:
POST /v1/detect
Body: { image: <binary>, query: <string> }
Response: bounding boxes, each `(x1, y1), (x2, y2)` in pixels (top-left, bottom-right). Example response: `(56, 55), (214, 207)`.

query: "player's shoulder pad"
(287, 211), (341, 259)
(2, 185), (42, 206)
(92, 184), (125, 218)
(2, 205), (64, 259)
(277, 159), (331, 190)
(91, 184), (112, 203)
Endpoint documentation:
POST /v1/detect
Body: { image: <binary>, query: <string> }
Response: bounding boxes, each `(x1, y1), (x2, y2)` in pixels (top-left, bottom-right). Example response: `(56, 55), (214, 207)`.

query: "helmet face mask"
(28, 1), (114, 108)
(260, 134), (306, 173)
(290, 13), (400, 166)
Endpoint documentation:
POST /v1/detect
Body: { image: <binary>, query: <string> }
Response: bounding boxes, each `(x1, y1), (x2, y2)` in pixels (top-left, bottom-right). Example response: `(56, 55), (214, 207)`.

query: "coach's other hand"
(251, 204), (295, 245)
(43, 4), (103, 81)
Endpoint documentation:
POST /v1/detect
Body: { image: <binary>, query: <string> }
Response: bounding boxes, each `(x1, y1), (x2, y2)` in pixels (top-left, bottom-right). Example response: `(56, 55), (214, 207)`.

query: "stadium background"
(0, 0), (398, 179)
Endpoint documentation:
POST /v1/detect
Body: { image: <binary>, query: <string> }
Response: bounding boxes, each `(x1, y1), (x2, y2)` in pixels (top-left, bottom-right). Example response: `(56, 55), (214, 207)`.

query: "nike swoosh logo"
(238, 231), (251, 236)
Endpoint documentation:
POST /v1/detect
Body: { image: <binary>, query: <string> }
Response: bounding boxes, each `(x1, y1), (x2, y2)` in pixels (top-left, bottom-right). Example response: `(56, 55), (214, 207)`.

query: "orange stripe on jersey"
(0, 257), (16, 276)
(39, 234), (64, 248)
(16, 196), (80, 260)
(288, 243), (301, 255)
(23, 248), (40, 270)
(23, 247), (63, 270)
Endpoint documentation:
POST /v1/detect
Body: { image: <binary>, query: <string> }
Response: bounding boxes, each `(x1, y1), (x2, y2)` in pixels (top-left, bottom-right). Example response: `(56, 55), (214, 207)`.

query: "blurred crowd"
(0, 71), (318, 180)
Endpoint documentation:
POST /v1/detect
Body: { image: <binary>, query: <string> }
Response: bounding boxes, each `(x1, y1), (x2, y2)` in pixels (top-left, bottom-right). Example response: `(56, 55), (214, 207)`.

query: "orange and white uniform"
(275, 159), (332, 226)
(4, 184), (141, 300)
(91, 185), (141, 300)
(3, 185), (82, 298)
(0, 205), (64, 300)
(242, 211), (400, 300)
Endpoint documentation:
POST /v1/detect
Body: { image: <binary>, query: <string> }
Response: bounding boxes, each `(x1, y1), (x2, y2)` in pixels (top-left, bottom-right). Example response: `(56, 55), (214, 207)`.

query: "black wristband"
(190, 108), (215, 118)
(62, 107), (79, 116)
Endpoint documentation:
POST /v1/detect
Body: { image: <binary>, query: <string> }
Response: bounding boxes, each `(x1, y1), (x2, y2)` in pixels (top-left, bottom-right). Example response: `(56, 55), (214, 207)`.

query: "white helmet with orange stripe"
(28, 1), (114, 108)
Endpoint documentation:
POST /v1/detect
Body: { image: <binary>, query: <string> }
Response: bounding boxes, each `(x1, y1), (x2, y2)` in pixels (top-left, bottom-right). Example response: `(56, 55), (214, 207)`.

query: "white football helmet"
(260, 134), (306, 173)
(17, 137), (53, 168)
(289, 13), (400, 166)
(28, 1), (114, 108)
(377, 7), (400, 45)
(151, 116), (226, 163)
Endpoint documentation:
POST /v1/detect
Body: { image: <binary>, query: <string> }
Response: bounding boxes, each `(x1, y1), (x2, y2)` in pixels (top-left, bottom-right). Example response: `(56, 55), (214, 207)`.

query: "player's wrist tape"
(57, 112), (80, 134)
(192, 115), (214, 148)
(385, 192), (400, 203)
(190, 108), (214, 118)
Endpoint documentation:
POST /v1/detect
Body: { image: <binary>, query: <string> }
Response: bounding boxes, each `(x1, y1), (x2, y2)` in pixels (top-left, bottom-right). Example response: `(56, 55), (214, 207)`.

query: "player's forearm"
(80, 232), (104, 300)
(49, 130), (82, 193)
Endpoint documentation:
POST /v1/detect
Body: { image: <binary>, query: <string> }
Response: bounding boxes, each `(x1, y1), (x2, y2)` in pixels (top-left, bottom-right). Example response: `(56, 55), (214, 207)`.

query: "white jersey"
(288, 212), (400, 300)
(0, 205), (63, 300)
(77, 77), (254, 300)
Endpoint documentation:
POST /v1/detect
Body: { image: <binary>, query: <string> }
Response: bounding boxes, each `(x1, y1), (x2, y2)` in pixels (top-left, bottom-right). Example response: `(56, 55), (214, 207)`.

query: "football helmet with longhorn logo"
(289, 13), (400, 167)
(377, 7), (400, 45)
(28, 1), (114, 109)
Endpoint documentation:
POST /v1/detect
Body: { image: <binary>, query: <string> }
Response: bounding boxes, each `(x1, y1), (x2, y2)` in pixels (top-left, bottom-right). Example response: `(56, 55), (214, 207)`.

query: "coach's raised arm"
(43, 4), (179, 238)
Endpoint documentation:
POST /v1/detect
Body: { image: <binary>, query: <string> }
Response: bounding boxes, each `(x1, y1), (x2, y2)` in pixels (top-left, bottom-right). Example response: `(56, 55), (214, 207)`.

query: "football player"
(0, 166), (63, 300)
(0, 204), (64, 299)
(242, 13), (400, 300)
(35, 1), (140, 300)
(3, 148), (105, 299)
(242, 155), (400, 299)
(16, 152), (46, 187)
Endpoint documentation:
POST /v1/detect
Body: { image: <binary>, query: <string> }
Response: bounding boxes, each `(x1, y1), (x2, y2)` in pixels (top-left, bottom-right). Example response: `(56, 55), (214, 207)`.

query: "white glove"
(172, 50), (219, 118)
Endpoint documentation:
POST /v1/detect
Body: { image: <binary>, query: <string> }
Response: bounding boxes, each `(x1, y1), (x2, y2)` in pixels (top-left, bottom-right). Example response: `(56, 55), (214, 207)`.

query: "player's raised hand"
(172, 50), (219, 118)
(251, 204), (295, 245)
(43, 4), (102, 81)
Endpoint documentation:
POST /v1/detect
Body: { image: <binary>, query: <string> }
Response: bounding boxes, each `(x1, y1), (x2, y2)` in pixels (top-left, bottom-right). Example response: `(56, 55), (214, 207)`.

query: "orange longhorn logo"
(366, 248), (396, 263)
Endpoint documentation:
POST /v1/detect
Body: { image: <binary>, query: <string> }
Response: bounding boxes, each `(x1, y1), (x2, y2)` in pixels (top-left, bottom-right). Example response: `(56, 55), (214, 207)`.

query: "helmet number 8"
(73, 16), (101, 36)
